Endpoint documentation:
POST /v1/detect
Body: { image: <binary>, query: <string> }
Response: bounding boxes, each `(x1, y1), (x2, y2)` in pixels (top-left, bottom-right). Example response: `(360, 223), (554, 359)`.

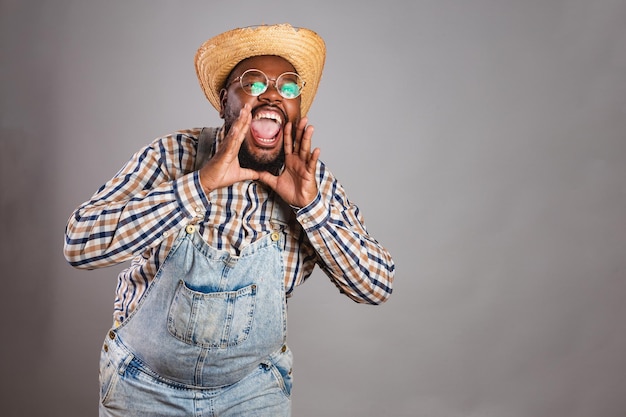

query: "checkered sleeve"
(64, 130), (206, 269)
(295, 161), (395, 304)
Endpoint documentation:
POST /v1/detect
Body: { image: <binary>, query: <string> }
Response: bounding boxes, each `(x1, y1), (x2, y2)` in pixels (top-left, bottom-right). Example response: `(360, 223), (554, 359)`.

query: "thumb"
(257, 170), (278, 190)
(240, 168), (262, 182)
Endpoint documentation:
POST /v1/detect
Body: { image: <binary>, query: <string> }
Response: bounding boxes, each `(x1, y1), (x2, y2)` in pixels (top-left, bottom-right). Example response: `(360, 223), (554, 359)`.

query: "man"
(64, 24), (394, 416)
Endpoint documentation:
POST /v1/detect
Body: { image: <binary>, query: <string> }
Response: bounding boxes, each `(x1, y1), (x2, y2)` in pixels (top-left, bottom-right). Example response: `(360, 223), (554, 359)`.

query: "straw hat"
(195, 24), (326, 117)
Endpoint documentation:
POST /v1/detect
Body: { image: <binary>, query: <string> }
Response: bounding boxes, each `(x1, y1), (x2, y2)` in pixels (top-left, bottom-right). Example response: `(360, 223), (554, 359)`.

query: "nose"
(258, 81), (283, 104)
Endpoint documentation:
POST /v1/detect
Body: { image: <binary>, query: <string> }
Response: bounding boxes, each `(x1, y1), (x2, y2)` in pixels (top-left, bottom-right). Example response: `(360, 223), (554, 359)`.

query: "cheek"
(221, 89), (250, 119)
(285, 101), (301, 123)
(222, 101), (247, 133)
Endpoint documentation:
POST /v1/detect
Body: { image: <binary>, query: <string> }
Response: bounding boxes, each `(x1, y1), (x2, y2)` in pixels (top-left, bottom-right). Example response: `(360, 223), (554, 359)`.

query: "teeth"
(254, 111), (282, 125)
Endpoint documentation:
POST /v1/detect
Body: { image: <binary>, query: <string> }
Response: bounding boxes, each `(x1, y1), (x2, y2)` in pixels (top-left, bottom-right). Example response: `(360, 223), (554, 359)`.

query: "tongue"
(250, 119), (280, 139)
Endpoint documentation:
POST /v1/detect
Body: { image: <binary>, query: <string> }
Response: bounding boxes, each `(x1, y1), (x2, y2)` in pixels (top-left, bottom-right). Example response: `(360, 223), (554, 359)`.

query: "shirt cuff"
(295, 191), (329, 231)
(173, 171), (210, 222)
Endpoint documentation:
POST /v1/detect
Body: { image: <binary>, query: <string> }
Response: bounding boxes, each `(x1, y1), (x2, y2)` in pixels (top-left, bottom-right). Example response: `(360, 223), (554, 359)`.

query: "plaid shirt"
(64, 128), (394, 324)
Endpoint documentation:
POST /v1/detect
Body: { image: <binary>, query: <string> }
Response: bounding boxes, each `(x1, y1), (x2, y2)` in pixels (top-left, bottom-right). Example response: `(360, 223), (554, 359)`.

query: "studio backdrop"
(1, 1), (625, 416)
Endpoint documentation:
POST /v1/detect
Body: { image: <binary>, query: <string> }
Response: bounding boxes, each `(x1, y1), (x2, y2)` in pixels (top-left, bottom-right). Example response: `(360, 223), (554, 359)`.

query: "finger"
(225, 110), (249, 149)
(225, 104), (251, 151)
(293, 117), (308, 155)
(283, 121), (294, 155)
(308, 147), (321, 173)
(239, 167), (261, 182)
(299, 124), (314, 159)
(257, 170), (278, 191)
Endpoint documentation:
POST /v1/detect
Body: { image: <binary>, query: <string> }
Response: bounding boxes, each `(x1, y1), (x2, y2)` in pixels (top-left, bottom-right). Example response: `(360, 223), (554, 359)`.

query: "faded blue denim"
(99, 202), (293, 416)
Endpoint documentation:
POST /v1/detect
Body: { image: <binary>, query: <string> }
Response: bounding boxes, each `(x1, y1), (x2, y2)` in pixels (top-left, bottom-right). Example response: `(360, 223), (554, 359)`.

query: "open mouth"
(249, 109), (284, 147)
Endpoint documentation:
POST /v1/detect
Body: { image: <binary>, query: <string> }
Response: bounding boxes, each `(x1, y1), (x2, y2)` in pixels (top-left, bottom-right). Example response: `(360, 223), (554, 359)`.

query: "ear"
(219, 88), (228, 119)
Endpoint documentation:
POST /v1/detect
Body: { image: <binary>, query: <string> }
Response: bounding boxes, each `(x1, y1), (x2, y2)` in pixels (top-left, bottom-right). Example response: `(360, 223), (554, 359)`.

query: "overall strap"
(269, 194), (292, 231)
(194, 127), (219, 171)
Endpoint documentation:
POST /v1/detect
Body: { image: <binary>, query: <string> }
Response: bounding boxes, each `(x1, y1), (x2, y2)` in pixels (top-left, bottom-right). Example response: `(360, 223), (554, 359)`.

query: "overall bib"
(99, 198), (294, 416)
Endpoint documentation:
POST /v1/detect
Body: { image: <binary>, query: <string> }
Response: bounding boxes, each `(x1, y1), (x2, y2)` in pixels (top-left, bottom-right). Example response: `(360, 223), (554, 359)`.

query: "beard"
(238, 140), (285, 175)
(223, 104), (288, 175)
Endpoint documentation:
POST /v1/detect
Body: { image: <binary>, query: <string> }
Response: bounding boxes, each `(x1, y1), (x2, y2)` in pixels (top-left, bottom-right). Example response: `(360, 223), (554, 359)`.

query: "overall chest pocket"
(167, 280), (257, 348)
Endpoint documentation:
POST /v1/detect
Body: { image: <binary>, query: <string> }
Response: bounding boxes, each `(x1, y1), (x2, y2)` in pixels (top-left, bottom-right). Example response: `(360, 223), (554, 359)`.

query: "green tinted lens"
(249, 81), (267, 96)
(241, 70), (267, 96)
(279, 82), (300, 99)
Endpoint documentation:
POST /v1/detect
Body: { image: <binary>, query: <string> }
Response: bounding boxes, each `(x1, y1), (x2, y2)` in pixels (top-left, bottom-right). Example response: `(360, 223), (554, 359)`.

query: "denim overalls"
(99, 197), (294, 416)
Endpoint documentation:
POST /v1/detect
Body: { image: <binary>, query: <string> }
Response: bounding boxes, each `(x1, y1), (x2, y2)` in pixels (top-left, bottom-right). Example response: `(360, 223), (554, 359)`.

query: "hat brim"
(195, 24), (326, 117)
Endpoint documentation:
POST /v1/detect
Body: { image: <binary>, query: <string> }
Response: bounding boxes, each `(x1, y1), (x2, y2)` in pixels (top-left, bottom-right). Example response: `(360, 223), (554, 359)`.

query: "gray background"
(1, 0), (625, 416)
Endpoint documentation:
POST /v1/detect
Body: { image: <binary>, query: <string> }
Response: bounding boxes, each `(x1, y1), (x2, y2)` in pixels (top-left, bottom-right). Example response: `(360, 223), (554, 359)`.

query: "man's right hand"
(198, 104), (259, 194)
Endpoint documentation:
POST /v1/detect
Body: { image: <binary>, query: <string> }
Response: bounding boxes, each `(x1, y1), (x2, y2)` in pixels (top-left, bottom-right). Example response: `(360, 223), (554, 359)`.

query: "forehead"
(231, 55), (297, 77)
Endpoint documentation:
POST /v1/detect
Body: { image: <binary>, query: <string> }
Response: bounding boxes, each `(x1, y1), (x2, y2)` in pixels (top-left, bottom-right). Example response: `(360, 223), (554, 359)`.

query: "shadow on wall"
(0, 127), (56, 409)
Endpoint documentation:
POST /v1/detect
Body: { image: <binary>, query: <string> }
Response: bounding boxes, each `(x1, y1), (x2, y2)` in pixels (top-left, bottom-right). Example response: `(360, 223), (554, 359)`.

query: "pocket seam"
(167, 280), (257, 348)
